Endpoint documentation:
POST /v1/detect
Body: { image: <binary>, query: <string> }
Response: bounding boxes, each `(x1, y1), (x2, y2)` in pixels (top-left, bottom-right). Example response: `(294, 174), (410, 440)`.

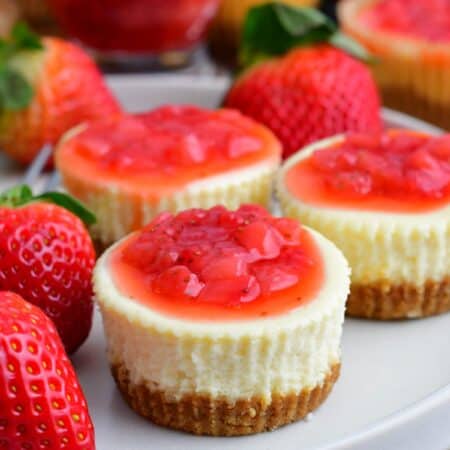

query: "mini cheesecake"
(339, 0), (450, 130)
(277, 130), (450, 319)
(94, 205), (350, 436)
(56, 106), (281, 248)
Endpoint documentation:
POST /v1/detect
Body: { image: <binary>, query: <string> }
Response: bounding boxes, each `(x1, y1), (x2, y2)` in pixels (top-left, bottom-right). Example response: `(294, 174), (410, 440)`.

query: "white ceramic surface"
(0, 75), (449, 450)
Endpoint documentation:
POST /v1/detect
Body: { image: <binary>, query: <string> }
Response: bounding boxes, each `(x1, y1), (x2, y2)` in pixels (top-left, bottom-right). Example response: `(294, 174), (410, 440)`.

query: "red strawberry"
(0, 185), (96, 354)
(0, 291), (95, 449)
(224, 4), (382, 159)
(0, 23), (121, 165)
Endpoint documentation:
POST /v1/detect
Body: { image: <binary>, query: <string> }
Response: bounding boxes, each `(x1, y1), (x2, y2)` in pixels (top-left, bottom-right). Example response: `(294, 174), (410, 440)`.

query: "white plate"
(1, 75), (449, 450)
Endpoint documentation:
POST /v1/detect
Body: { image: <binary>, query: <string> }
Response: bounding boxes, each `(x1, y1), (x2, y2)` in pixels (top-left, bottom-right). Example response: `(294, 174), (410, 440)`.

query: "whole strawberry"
(0, 185), (96, 354)
(224, 4), (382, 159)
(0, 291), (95, 449)
(0, 23), (121, 165)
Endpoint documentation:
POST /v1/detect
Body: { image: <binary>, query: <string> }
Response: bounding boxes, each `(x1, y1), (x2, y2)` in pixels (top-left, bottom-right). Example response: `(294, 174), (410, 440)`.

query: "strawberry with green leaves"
(0, 185), (96, 354)
(0, 291), (95, 449)
(0, 23), (121, 165)
(224, 3), (382, 159)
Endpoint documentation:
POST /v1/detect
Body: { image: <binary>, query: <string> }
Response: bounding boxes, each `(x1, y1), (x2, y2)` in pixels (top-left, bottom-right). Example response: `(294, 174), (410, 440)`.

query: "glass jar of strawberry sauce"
(46, 0), (220, 68)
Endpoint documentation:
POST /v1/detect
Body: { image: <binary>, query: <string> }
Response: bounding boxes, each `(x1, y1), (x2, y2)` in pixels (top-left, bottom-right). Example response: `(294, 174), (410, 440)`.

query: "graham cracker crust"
(111, 362), (340, 436)
(347, 277), (450, 320)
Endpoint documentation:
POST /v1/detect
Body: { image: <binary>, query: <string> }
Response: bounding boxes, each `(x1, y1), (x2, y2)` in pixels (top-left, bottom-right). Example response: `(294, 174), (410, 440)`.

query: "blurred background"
(0, 0), (339, 72)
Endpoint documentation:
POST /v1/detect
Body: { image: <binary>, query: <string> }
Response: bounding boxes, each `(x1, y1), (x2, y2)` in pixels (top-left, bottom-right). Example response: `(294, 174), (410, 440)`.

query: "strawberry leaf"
(0, 185), (97, 226)
(240, 3), (371, 67)
(0, 184), (33, 206)
(35, 192), (97, 226)
(11, 22), (43, 51)
(0, 67), (34, 110)
(330, 31), (374, 63)
(0, 22), (43, 112)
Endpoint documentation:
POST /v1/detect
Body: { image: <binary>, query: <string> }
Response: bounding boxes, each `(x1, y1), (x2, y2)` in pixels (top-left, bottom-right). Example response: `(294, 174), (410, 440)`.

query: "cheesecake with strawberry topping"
(339, 0), (450, 130)
(93, 205), (350, 436)
(56, 106), (281, 248)
(277, 130), (450, 319)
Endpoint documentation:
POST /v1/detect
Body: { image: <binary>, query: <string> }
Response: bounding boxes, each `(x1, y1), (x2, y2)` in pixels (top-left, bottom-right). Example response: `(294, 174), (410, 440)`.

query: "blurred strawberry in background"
(0, 23), (121, 166)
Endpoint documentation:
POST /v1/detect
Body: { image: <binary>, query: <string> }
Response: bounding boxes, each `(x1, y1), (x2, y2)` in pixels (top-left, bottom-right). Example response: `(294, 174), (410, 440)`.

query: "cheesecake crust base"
(111, 361), (340, 436)
(347, 277), (450, 320)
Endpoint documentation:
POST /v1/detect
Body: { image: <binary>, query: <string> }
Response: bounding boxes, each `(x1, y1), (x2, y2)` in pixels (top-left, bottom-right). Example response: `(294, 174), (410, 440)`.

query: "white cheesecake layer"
(61, 155), (279, 246)
(94, 228), (350, 401)
(277, 135), (450, 285)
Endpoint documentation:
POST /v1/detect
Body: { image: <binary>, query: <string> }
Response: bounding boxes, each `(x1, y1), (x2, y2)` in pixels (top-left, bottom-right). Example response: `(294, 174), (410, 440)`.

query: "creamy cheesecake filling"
(94, 227), (350, 399)
(277, 134), (450, 286)
(62, 157), (279, 245)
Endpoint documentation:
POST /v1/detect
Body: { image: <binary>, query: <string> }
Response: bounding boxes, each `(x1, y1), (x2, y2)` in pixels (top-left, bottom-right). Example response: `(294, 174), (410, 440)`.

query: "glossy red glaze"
(110, 205), (325, 321)
(286, 130), (450, 213)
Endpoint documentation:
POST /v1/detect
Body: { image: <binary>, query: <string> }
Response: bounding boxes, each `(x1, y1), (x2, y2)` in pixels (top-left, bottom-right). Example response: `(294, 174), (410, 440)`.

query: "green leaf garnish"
(11, 22), (44, 51)
(329, 31), (377, 64)
(0, 67), (33, 110)
(35, 192), (97, 226)
(240, 3), (372, 67)
(0, 22), (43, 113)
(0, 184), (97, 227)
(0, 184), (33, 206)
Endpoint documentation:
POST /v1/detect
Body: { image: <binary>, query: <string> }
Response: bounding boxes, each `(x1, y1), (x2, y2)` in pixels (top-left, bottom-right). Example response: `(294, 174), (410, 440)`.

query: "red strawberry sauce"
(285, 130), (450, 213)
(109, 205), (324, 321)
(359, 0), (450, 42)
(57, 106), (280, 202)
(48, 0), (220, 54)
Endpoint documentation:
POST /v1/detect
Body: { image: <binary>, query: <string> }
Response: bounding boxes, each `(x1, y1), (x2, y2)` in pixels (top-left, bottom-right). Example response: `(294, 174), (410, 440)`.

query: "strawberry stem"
(0, 184), (96, 226)
(240, 3), (372, 68)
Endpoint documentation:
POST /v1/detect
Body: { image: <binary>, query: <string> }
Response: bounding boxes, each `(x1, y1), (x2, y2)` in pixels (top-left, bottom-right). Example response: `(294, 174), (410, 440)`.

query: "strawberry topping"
(311, 132), (450, 199)
(111, 205), (324, 319)
(360, 0), (450, 43)
(285, 130), (450, 213)
(75, 106), (267, 172)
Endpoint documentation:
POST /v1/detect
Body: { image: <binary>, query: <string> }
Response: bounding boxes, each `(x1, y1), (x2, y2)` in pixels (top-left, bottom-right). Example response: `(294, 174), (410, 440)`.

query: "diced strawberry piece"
(153, 266), (204, 298)
(197, 275), (260, 305)
(229, 136), (262, 158)
(234, 221), (285, 259)
(254, 265), (299, 296)
(406, 149), (440, 170)
(430, 136), (450, 160)
(165, 134), (206, 165)
(123, 205), (317, 305)
(201, 254), (248, 280)
(274, 217), (302, 244)
(311, 130), (450, 199)
(66, 105), (271, 175)
(327, 171), (372, 196)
